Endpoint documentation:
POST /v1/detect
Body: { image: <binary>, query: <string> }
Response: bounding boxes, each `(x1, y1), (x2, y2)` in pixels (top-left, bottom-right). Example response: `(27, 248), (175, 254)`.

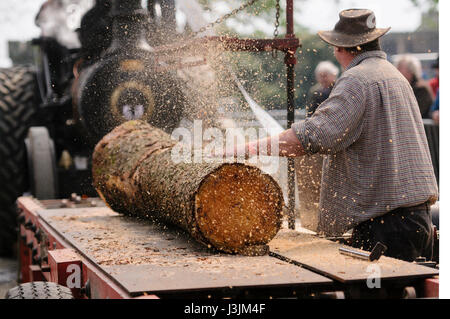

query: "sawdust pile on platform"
(48, 209), (280, 272)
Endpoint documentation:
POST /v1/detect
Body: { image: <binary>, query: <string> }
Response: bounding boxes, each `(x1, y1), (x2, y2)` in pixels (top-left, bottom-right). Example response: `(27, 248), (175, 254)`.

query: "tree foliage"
(409, 0), (438, 9)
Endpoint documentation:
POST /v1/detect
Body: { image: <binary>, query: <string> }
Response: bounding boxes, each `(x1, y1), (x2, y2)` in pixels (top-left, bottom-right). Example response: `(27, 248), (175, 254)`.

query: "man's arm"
(221, 75), (366, 159)
(232, 128), (306, 158)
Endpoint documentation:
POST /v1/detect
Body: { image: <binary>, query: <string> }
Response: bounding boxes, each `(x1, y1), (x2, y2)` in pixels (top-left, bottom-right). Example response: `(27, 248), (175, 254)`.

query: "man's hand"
(278, 128), (306, 157)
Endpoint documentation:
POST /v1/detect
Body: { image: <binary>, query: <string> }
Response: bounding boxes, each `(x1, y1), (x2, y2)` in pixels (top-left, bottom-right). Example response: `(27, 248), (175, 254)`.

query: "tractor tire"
(5, 281), (74, 299)
(0, 66), (37, 257)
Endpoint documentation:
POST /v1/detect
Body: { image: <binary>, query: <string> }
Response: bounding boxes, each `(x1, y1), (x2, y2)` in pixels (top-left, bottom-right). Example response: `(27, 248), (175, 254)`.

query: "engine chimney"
(106, 0), (153, 55)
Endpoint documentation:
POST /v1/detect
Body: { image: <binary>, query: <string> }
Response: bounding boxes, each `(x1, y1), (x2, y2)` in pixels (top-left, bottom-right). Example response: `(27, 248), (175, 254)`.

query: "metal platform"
(38, 206), (332, 297)
(26, 198), (439, 298)
(269, 230), (438, 284)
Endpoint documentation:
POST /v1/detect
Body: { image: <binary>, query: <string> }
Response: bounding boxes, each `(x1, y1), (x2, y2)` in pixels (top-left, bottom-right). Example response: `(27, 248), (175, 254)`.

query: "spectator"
(306, 61), (339, 117)
(431, 89), (439, 125)
(429, 57), (439, 98)
(395, 54), (434, 118)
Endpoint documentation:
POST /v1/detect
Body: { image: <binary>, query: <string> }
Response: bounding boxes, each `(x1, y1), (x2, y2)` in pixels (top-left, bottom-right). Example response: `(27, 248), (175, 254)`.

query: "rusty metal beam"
(204, 36), (300, 52)
(285, 0), (297, 230)
(152, 36), (300, 54)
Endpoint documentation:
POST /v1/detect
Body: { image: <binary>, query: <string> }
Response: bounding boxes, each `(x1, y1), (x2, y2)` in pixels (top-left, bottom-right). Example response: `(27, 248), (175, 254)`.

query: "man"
(224, 9), (438, 262)
(306, 61), (339, 117)
(395, 54), (434, 118)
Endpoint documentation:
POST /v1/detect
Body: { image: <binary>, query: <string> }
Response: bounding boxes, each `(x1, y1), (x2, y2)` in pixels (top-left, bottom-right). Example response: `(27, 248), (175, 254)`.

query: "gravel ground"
(0, 257), (18, 299)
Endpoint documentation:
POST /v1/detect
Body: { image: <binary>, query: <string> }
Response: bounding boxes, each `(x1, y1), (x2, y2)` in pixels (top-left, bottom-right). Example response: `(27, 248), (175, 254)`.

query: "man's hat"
(318, 9), (391, 48)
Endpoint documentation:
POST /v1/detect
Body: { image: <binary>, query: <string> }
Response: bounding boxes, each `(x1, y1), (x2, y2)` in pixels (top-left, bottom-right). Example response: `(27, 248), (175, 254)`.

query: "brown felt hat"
(318, 9), (391, 48)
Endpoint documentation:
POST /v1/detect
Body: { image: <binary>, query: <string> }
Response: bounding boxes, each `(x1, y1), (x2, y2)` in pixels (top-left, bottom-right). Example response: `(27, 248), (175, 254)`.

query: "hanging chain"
(273, 0), (281, 38)
(191, 0), (262, 37)
(272, 0), (281, 58)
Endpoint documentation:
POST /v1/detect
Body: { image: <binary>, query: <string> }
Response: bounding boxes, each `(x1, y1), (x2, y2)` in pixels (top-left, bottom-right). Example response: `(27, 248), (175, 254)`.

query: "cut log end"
(195, 163), (283, 254)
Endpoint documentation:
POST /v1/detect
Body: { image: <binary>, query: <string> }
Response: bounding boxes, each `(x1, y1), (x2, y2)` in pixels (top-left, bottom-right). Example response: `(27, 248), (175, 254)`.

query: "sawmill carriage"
(0, 0), (440, 299)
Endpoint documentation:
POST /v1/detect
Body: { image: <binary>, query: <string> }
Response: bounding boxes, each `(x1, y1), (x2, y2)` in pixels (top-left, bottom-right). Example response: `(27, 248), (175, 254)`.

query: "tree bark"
(92, 120), (284, 254)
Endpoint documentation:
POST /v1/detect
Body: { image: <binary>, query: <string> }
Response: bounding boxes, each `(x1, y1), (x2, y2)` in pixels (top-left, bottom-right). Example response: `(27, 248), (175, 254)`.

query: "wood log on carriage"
(92, 120), (284, 255)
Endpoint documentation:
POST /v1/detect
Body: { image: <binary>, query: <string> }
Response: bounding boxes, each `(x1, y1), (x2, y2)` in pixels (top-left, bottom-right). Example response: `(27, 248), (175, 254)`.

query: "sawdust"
(46, 209), (271, 271)
(48, 213), (174, 266)
(44, 208), (315, 284)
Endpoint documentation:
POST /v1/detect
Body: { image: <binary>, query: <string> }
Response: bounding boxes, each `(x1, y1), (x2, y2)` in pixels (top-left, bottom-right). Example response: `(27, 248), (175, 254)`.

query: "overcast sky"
(296, 0), (425, 32)
(0, 0), (437, 67)
(219, 0), (429, 35)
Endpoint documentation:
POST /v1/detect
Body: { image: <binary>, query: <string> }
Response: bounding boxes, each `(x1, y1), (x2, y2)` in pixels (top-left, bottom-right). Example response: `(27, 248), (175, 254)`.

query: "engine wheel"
(0, 66), (37, 257)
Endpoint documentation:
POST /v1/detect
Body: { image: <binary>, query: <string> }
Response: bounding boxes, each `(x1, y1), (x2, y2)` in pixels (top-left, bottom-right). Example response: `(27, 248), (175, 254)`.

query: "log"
(92, 120), (284, 255)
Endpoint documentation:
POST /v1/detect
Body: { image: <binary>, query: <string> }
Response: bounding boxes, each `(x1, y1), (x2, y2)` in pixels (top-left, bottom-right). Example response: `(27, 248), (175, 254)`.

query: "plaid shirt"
(292, 51), (438, 236)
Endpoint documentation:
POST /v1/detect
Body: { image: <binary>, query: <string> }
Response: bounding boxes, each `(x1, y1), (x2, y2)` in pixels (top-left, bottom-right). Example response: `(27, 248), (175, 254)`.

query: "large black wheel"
(5, 281), (73, 299)
(0, 66), (37, 257)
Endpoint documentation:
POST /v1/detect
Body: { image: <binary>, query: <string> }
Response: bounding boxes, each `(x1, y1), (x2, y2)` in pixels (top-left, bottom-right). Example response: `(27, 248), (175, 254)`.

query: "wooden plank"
(38, 207), (332, 296)
(269, 229), (439, 283)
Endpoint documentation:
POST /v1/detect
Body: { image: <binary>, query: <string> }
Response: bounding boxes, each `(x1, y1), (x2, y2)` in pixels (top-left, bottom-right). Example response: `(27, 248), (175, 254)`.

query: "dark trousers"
(351, 202), (434, 262)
